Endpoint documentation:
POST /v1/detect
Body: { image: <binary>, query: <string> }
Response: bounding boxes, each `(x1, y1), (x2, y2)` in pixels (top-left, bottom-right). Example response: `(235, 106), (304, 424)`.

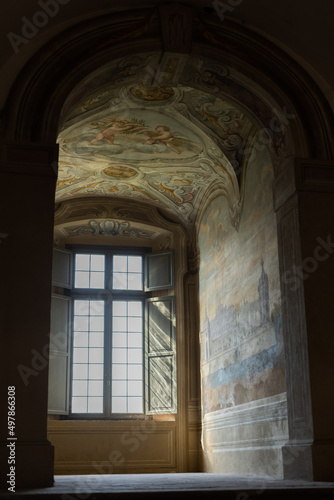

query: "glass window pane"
(89, 332), (104, 347)
(128, 364), (142, 380)
(74, 316), (89, 332)
(89, 348), (104, 363)
(128, 349), (142, 364)
(73, 348), (88, 363)
(128, 317), (142, 333)
(113, 255), (128, 272)
(75, 271), (89, 288)
(128, 302), (142, 317)
(128, 381), (142, 397)
(128, 333), (142, 348)
(112, 348), (127, 363)
(72, 295), (105, 415)
(112, 397), (127, 413)
(113, 332), (127, 348)
(90, 316), (104, 331)
(72, 397), (87, 413)
(88, 397), (103, 413)
(113, 301), (127, 316)
(72, 258), (146, 416)
(128, 256), (142, 273)
(113, 316), (127, 332)
(73, 364), (88, 379)
(113, 273), (127, 289)
(73, 331), (88, 347)
(128, 397), (143, 413)
(112, 380), (127, 396)
(90, 301), (104, 316)
(75, 254), (105, 289)
(74, 301), (90, 315)
(89, 364), (104, 379)
(90, 254), (105, 271)
(88, 380), (103, 396)
(76, 254), (90, 271)
(113, 364), (127, 380)
(72, 380), (87, 397)
(90, 272), (104, 289)
(127, 273), (142, 290)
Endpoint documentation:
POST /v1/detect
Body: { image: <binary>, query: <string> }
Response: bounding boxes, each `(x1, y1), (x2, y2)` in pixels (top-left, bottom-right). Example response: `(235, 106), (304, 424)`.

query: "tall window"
(71, 251), (146, 416)
(48, 246), (176, 418)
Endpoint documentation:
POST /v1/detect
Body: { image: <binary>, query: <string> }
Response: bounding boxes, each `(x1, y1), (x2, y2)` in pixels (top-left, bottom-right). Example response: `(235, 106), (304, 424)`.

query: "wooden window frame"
(49, 245), (176, 420)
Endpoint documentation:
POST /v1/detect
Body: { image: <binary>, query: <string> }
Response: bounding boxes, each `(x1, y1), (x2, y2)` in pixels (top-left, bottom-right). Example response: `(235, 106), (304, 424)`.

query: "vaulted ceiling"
(3, 1), (331, 238)
(56, 51), (256, 230)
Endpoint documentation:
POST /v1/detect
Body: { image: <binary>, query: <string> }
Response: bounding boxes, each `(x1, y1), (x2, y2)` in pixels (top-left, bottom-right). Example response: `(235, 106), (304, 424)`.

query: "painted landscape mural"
(199, 147), (286, 415)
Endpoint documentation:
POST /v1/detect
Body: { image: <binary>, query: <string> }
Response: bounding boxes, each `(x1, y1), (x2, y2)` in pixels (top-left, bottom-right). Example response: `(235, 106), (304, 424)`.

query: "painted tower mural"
(199, 147), (286, 415)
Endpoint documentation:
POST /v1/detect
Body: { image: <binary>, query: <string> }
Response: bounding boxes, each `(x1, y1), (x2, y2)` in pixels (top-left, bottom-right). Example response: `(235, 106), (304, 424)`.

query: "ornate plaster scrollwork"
(112, 208), (135, 220)
(229, 201), (242, 231)
(159, 237), (171, 250)
(66, 219), (152, 239)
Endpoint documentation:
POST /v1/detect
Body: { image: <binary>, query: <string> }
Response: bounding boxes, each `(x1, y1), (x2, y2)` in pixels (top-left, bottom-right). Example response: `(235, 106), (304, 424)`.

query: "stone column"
(0, 142), (58, 488)
(274, 158), (334, 481)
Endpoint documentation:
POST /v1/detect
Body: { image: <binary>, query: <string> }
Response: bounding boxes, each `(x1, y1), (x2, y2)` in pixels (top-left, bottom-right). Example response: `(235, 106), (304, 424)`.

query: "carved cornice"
(203, 393), (288, 432)
(295, 159), (334, 192)
(0, 141), (58, 177)
(273, 158), (334, 213)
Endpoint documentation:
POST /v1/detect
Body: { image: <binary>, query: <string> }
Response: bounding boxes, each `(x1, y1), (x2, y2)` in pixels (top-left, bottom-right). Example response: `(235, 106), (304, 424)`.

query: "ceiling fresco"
(57, 53), (258, 229)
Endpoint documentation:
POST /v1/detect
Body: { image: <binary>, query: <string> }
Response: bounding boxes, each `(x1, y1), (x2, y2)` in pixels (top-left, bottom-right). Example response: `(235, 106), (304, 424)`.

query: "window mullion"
(126, 303), (129, 413)
(104, 251), (112, 416)
(108, 251), (113, 292)
(104, 297), (112, 417)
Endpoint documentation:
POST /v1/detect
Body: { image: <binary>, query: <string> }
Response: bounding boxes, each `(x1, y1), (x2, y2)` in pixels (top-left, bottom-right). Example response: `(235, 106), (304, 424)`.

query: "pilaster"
(0, 142), (58, 488)
(274, 158), (334, 481)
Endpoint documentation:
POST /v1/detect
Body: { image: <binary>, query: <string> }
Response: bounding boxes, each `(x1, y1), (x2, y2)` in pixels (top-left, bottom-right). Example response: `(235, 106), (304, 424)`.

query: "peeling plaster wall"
(198, 147), (288, 476)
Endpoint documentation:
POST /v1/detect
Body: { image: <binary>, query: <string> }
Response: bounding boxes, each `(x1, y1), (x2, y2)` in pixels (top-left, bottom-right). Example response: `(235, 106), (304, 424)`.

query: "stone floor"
(1, 474), (334, 499)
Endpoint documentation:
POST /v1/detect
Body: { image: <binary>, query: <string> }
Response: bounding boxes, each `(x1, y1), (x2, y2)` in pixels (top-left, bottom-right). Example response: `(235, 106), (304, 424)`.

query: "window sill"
(48, 414), (176, 423)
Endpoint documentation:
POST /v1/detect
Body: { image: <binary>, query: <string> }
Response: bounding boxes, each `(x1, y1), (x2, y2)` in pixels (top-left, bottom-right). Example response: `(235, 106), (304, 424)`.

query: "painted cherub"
(143, 125), (182, 154)
(88, 119), (134, 146)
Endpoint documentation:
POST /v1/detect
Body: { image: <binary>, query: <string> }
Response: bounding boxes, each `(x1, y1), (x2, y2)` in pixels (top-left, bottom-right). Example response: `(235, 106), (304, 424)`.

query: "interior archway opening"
(47, 46), (288, 477)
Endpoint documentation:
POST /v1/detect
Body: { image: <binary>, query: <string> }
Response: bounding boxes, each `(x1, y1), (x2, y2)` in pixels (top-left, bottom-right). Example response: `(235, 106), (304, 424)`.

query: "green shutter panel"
(48, 247), (73, 415)
(145, 250), (174, 290)
(145, 296), (176, 414)
(48, 295), (71, 414)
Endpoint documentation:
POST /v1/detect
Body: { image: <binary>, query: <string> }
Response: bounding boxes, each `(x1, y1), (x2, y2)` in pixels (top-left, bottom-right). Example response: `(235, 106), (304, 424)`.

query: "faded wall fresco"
(199, 147), (285, 415)
(57, 72), (256, 229)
